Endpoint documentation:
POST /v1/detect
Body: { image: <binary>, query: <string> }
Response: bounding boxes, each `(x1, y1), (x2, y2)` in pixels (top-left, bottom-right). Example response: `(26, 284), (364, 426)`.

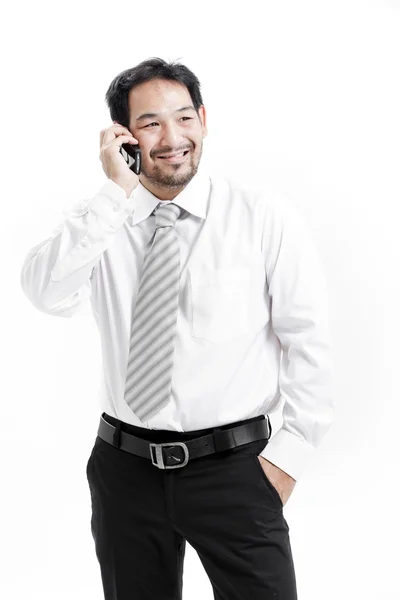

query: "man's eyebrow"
(136, 105), (196, 122)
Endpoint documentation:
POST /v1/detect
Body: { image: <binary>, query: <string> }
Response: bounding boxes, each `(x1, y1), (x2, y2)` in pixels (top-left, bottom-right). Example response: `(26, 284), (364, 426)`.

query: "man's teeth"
(160, 151), (185, 158)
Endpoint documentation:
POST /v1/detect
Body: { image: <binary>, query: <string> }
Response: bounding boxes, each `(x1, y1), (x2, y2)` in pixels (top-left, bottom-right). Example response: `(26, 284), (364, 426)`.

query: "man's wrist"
(111, 178), (137, 199)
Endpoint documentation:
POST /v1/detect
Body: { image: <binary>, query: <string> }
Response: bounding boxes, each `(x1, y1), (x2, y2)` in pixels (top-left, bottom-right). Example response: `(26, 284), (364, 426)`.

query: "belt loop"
(113, 420), (123, 448)
(212, 426), (223, 452)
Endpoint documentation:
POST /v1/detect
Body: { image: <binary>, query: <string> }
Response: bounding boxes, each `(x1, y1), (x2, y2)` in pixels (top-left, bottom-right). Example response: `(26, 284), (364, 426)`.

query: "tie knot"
(154, 202), (182, 229)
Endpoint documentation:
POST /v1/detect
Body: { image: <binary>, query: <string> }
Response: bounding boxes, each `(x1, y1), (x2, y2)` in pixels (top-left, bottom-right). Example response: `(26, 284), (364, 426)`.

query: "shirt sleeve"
(20, 179), (137, 318)
(257, 195), (335, 481)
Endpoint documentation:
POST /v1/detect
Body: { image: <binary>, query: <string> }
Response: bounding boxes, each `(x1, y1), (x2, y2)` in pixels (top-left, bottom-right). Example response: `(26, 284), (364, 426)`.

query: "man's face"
(127, 78), (207, 197)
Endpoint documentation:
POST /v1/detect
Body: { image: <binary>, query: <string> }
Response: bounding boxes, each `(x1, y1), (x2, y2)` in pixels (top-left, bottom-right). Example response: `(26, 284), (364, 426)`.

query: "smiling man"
(21, 57), (334, 600)
(128, 79), (206, 197)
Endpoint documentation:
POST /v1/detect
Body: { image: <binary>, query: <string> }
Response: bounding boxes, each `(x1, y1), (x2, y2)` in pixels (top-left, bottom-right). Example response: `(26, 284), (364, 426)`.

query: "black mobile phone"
(120, 143), (141, 175)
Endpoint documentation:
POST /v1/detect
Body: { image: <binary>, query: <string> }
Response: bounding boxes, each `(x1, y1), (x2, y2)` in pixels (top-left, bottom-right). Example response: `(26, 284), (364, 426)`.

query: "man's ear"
(198, 105), (208, 138)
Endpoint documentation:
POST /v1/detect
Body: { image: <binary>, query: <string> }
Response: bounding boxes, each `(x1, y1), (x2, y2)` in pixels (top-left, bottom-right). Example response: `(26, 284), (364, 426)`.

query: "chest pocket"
(189, 267), (252, 343)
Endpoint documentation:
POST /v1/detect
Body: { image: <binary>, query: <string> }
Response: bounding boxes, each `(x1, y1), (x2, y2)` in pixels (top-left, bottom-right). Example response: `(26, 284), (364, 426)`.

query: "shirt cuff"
(88, 179), (137, 229)
(258, 427), (316, 481)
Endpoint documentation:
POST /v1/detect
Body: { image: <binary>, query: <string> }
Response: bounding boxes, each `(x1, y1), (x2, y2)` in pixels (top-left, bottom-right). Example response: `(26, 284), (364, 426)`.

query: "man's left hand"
(257, 456), (296, 506)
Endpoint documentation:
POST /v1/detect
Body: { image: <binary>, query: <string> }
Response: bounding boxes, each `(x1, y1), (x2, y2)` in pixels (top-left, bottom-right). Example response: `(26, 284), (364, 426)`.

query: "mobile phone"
(120, 143), (141, 175)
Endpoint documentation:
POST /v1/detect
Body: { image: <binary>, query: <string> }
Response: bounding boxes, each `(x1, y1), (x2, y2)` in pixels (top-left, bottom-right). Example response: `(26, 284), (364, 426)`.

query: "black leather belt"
(96, 414), (272, 470)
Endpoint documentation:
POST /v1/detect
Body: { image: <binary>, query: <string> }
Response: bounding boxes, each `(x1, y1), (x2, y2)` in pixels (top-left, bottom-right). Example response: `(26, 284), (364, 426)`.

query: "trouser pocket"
(249, 439), (283, 509)
(86, 436), (101, 480)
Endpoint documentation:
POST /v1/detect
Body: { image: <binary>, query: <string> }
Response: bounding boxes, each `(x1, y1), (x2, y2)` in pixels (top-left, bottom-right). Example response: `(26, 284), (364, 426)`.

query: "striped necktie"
(123, 202), (183, 422)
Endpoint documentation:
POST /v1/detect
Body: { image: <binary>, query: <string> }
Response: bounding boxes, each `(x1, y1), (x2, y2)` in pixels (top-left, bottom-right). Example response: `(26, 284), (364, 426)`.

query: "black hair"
(104, 57), (204, 129)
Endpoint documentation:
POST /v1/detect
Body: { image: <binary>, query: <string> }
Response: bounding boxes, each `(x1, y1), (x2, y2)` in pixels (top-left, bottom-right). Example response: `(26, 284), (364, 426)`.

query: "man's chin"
(141, 164), (198, 189)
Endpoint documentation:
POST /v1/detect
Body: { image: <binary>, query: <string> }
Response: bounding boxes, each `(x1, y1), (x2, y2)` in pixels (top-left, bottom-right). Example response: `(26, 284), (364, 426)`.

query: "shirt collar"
(128, 163), (211, 226)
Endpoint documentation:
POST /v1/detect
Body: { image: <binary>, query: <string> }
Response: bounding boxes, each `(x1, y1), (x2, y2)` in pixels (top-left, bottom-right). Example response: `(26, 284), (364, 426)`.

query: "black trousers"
(86, 412), (298, 600)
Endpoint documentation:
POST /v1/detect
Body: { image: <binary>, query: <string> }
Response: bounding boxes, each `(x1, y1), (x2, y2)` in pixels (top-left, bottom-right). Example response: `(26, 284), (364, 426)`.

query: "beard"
(140, 145), (202, 190)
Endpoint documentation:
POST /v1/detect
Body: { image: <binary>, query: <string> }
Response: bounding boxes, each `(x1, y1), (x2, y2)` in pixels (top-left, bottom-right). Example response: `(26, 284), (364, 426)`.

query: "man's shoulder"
(210, 174), (288, 212)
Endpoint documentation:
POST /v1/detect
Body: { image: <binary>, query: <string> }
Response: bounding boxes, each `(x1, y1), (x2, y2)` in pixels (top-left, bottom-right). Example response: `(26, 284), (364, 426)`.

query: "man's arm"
(20, 180), (136, 317)
(257, 193), (335, 482)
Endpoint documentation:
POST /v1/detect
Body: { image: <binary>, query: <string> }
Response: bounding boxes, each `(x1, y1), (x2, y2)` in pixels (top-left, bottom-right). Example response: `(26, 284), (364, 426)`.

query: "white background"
(2, 0), (399, 598)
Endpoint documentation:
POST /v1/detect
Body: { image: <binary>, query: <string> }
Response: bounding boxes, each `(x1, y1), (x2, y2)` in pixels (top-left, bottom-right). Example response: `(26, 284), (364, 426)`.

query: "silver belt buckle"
(149, 441), (189, 469)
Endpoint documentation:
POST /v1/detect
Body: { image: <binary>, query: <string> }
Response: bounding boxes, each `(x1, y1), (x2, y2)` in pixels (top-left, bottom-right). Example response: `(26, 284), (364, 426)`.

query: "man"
(20, 57), (334, 600)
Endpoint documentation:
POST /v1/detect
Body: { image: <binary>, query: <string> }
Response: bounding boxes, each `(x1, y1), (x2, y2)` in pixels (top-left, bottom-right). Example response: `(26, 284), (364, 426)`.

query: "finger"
(105, 134), (138, 152)
(112, 121), (133, 137)
(99, 133), (137, 162)
(101, 125), (135, 148)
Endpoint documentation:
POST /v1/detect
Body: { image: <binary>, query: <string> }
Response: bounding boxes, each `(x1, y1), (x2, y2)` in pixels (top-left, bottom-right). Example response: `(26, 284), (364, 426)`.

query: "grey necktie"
(123, 202), (183, 422)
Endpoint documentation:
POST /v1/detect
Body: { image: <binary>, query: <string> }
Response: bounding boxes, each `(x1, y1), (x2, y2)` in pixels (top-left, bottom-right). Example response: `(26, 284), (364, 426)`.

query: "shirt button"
(113, 205), (118, 212)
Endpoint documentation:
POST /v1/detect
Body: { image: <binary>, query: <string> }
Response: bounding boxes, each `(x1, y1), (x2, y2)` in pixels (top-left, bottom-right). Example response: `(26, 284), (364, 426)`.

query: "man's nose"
(159, 123), (183, 150)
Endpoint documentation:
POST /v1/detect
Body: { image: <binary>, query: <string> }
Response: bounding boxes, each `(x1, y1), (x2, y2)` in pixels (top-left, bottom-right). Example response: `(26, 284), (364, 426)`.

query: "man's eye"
(144, 117), (192, 128)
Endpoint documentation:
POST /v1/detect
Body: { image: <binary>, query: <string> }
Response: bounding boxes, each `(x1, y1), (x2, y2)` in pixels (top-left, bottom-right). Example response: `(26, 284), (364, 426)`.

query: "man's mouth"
(157, 150), (190, 162)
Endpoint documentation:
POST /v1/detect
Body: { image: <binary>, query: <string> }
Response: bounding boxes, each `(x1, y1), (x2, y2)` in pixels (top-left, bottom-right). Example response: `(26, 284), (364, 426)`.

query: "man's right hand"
(99, 123), (140, 197)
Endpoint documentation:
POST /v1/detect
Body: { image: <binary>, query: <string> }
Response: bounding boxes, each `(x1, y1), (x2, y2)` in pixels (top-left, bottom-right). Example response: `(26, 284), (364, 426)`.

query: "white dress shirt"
(20, 162), (334, 481)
